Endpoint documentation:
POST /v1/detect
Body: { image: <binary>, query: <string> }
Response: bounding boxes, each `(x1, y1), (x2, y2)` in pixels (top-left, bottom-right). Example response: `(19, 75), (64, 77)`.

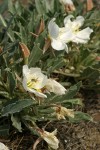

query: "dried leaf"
(36, 19), (45, 35)
(65, 4), (76, 12)
(19, 42), (30, 58)
(43, 38), (51, 53)
(0, 47), (3, 53)
(87, 0), (94, 11)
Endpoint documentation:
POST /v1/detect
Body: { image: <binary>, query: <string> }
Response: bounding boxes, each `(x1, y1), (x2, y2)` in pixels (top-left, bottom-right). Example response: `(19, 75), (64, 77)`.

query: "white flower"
(48, 18), (72, 52)
(53, 106), (74, 120)
(0, 142), (9, 150)
(22, 65), (47, 98)
(39, 129), (59, 150)
(22, 65), (66, 98)
(64, 15), (93, 44)
(46, 79), (67, 95)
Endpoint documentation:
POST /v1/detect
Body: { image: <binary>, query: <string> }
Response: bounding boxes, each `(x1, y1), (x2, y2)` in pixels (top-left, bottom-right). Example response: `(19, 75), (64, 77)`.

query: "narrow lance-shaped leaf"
(1, 99), (34, 116)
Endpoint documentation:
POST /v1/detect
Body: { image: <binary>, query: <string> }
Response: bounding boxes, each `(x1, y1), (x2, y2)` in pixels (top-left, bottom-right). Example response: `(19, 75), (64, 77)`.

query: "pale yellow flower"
(53, 106), (74, 120)
(39, 129), (59, 150)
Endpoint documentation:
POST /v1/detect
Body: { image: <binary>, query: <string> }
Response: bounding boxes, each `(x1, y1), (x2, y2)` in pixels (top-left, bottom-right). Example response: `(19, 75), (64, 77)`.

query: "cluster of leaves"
(0, 0), (99, 137)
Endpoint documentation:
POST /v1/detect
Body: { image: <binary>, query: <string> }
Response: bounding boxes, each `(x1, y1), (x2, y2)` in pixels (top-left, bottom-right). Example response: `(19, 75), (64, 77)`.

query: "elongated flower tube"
(64, 15), (93, 44)
(48, 18), (72, 52)
(39, 129), (59, 150)
(53, 106), (74, 120)
(22, 65), (66, 98)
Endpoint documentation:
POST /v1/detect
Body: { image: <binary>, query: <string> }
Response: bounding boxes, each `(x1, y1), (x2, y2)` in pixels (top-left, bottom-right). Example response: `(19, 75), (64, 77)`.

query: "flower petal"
(64, 15), (84, 30)
(48, 18), (59, 39)
(64, 15), (74, 26)
(72, 27), (93, 43)
(46, 79), (67, 95)
(51, 39), (67, 51)
(40, 130), (59, 150)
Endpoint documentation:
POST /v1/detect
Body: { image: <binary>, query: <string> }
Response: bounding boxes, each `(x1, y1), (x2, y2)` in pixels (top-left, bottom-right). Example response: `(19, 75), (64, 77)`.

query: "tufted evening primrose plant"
(64, 15), (93, 44)
(38, 129), (59, 150)
(22, 65), (66, 98)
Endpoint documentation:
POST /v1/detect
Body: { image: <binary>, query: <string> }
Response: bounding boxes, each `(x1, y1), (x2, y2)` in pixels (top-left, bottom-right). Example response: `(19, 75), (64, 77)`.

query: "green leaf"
(11, 115), (22, 132)
(8, 0), (16, 15)
(48, 82), (82, 103)
(69, 111), (93, 123)
(81, 67), (100, 81)
(0, 125), (9, 137)
(28, 43), (42, 67)
(7, 71), (16, 96)
(1, 99), (34, 116)
(0, 0), (8, 14)
(35, 0), (45, 15)
(62, 98), (83, 106)
(47, 58), (66, 75)
(62, 81), (82, 99)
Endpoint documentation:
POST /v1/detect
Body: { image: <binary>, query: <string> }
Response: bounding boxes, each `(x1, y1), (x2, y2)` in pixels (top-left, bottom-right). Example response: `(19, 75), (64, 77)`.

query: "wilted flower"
(59, 0), (76, 11)
(39, 129), (59, 150)
(22, 65), (66, 98)
(0, 142), (9, 150)
(46, 79), (66, 95)
(53, 106), (74, 120)
(48, 18), (72, 52)
(64, 15), (93, 44)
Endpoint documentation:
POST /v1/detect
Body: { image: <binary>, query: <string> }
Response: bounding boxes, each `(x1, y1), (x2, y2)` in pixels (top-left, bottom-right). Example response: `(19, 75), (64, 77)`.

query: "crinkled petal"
(46, 79), (67, 95)
(72, 16), (85, 29)
(72, 27), (93, 43)
(48, 18), (59, 39)
(51, 39), (67, 51)
(41, 130), (59, 150)
(64, 15), (84, 31)
(64, 15), (74, 26)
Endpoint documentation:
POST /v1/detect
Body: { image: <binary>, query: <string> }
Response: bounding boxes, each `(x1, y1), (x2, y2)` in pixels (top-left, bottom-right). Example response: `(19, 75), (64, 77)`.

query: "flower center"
(27, 78), (38, 89)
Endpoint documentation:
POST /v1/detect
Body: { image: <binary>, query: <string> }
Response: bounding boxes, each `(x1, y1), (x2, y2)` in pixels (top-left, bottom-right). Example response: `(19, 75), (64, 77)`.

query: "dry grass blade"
(36, 19), (45, 35)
